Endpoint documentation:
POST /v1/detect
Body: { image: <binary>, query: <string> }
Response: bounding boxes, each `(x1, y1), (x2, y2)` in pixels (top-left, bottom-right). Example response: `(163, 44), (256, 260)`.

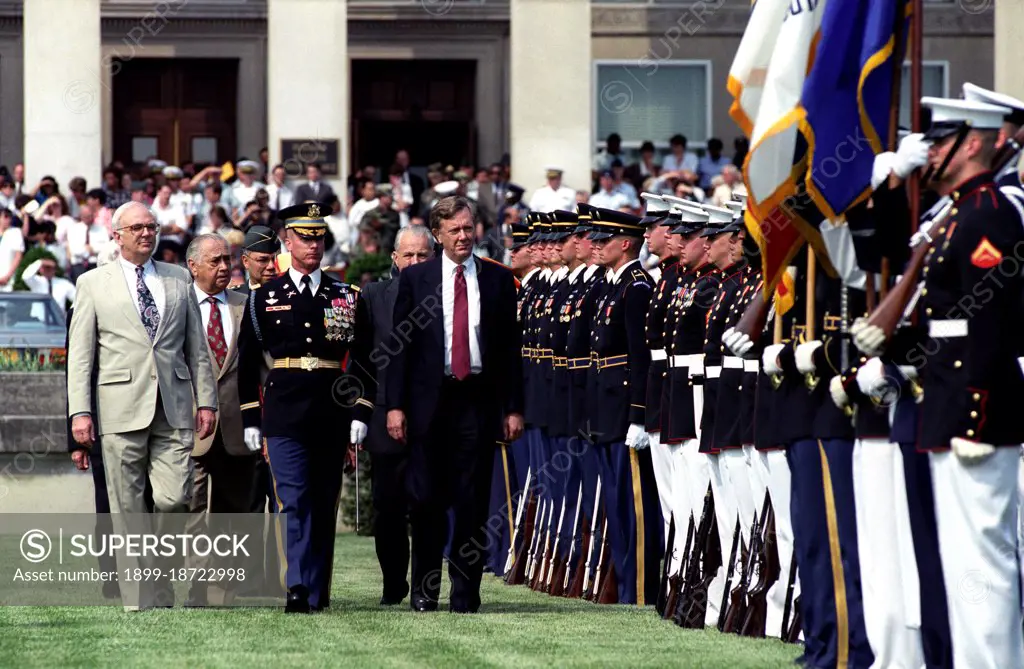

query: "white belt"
(743, 359), (759, 373)
(929, 319), (968, 338)
(706, 366), (722, 379)
(670, 353), (703, 371)
(723, 357), (743, 370)
(650, 349), (667, 361)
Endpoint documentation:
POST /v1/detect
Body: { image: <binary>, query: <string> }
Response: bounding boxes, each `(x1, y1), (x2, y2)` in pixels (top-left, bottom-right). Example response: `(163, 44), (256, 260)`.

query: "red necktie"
(452, 265), (470, 380)
(206, 296), (227, 367)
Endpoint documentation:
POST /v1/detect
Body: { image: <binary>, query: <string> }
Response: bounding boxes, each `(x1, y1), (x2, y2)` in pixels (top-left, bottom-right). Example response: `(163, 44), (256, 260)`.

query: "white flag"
(729, 0), (828, 219)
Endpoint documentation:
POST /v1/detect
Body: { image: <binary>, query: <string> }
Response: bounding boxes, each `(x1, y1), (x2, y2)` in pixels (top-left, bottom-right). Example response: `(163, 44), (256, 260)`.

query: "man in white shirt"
(184, 233), (257, 606)
(348, 179), (380, 247)
(64, 204), (111, 280)
(0, 208), (24, 292)
(21, 256), (75, 315)
(230, 160), (266, 214)
(589, 171), (632, 210)
(697, 138), (734, 190)
(662, 134), (700, 174)
(265, 164), (295, 212)
(528, 167), (577, 213)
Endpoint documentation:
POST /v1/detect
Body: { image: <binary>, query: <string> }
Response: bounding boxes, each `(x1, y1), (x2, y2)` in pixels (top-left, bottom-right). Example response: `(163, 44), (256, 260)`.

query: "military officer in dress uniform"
(855, 96), (1024, 669)
(529, 167), (578, 213)
(237, 202), (376, 613)
(963, 83), (1024, 191)
(638, 193), (683, 614)
(587, 207), (662, 606)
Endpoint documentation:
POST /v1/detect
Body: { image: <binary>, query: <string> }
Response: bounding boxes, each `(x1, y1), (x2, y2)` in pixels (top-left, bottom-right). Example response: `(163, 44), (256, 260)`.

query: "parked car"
(0, 293), (66, 369)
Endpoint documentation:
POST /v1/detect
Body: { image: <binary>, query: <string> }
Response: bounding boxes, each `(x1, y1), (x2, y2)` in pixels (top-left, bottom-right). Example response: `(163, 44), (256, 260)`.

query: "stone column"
(267, 0), (348, 198)
(510, 0), (592, 201)
(23, 0), (102, 188)
(995, 2), (1024, 101)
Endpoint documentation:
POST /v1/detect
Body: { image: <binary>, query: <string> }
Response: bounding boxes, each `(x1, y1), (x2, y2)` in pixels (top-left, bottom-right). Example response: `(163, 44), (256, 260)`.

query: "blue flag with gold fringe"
(799, 0), (911, 222)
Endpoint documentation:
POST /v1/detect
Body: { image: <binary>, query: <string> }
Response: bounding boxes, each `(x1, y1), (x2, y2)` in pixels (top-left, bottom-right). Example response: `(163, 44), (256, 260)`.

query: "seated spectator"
(64, 202), (110, 280)
(697, 138), (733, 190)
(0, 208), (25, 292)
(197, 205), (232, 237)
(21, 256), (75, 315)
(625, 140), (659, 191)
(662, 134), (699, 174)
(67, 177), (88, 219)
(611, 160), (640, 209)
(152, 184), (189, 243)
(589, 170), (632, 210)
(156, 238), (185, 265)
(85, 189), (113, 234)
(710, 165), (742, 207)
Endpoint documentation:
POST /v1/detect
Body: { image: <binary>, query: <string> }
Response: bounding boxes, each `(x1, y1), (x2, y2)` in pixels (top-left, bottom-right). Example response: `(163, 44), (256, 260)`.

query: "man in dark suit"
(293, 162), (336, 205)
(356, 225), (435, 606)
(386, 195), (524, 613)
(395, 149), (426, 206)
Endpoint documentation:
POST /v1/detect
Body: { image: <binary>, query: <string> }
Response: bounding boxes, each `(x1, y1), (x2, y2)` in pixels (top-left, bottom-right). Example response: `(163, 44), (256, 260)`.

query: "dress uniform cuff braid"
(240, 401), (261, 411)
(248, 292), (263, 342)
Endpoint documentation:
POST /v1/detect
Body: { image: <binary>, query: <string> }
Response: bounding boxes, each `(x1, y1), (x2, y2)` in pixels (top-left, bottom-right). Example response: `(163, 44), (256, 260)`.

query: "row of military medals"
(325, 294), (355, 342)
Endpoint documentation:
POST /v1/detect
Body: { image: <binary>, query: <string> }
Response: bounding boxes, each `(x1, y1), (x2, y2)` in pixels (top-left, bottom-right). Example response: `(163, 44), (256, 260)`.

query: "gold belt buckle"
(299, 356), (319, 371)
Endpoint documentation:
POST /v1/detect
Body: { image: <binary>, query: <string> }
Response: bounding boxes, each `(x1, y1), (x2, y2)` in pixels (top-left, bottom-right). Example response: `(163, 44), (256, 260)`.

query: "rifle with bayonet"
(674, 485), (720, 628)
(662, 514), (693, 620)
(580, 479), (603, 599)
(525, 497), (548, 587)
(543, 494), (568, 593)
(780, 552), (801, 642)
(719, 517), (743, 632)
(595, 522), (618, 604)
(506, 475), (536, 585)
(741, 496), (778, 638)
(552, 479), (585, 594)
(531, 500), (556, 590)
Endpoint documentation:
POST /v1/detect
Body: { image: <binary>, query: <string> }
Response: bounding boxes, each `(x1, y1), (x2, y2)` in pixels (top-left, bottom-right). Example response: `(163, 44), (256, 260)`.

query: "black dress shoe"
(410, 596), (438, 612)
(285, 586), (311, 614)
(380, 583), (410, 606)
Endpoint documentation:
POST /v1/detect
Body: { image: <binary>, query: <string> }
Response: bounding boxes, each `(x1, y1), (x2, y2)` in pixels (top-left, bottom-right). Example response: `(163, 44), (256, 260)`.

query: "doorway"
(112, 58), (238, 170)
(351, 59), (477, 173)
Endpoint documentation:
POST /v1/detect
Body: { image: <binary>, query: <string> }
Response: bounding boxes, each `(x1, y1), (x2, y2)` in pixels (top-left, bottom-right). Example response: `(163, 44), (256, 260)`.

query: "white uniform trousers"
(755, 448), (799, 639)
(930, 448), (1024, 669)
(650, 432), (685, 575)
(853, 439), (924, 669)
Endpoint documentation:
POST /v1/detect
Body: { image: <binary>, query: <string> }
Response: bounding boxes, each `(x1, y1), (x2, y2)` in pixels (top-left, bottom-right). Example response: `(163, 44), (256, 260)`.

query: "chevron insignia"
(970, 237), (1002, 269)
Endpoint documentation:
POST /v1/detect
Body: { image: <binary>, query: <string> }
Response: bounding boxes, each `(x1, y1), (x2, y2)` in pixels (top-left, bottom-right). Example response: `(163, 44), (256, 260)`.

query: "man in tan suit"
(185, 233), (257, 606)
(68, 201), (218, 611)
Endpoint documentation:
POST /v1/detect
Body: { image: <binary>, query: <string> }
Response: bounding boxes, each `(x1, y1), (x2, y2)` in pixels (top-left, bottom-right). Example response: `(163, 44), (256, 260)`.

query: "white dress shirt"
(528, 185), (577, 213)
(64, 221), (111, 266)
(265, 183), (294, 211)
(289, 267), (322, 296)
(662, 152), (700, 174)
(118, 256), (166, 319)
(588, 189), (631, 210)
(193, 284), (234, 345)
(21, 260), (75, 315)
(441, 253), (482, 375)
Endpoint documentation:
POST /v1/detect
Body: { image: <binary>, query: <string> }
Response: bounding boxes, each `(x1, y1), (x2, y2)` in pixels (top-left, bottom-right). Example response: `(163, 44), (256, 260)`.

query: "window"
(594, 60), (711, 151)
(900, 62), (949, 130)
(131, 137), (159, 164)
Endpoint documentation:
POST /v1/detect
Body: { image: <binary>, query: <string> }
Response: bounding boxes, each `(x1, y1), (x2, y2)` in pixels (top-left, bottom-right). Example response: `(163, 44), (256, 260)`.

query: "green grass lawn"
(0, 534), (802, 668)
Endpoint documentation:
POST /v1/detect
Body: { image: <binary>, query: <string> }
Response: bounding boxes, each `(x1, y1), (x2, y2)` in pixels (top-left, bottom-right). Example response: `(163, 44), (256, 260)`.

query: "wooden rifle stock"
(734, 290), (769, 350)
(741, 495), (779, 638)
(565, 517), (590, 598)
(675, 487), (719, 628)
(663, 515), (694, 620)
(780, 551), (800, 641)
(719, 519), (744, 633)
(506, 494), (536, 585)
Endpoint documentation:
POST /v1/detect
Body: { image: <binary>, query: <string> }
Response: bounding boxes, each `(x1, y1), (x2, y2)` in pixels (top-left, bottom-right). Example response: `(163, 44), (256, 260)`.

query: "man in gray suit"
(185, 234), (257, 606)
(68, 201), (218, 611)
(354, 224), (434, 606)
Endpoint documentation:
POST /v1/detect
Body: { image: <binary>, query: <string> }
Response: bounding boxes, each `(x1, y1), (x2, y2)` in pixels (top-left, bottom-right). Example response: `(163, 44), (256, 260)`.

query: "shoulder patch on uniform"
(970, 236), (1002, 269)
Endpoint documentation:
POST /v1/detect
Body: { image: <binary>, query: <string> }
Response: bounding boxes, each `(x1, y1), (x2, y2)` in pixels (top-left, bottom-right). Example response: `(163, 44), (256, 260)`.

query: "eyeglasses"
(117, 223), (159, 235)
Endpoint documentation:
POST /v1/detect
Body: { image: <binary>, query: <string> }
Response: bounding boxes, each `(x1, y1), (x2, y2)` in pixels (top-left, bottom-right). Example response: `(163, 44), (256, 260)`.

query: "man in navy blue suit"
(385, 195), (524, 613)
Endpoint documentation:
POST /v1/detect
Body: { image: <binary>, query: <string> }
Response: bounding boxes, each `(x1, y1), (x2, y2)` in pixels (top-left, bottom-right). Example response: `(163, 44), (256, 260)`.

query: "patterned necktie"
(135, 265), (160, 340)
(452, 264), (470, 380)
(206, 296), (227, 367)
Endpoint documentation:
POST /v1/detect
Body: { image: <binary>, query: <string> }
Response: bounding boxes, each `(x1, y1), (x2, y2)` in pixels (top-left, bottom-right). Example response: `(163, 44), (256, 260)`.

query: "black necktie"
(301, 274), (312, 295)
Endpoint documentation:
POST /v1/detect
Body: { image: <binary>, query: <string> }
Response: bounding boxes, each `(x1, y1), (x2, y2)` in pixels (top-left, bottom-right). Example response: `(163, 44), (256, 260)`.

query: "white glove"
(894, 132), (931, 179)
(723, 327), (754, 358)
(350, 420), (368, 446)
(897, 364), (918, 381)
(871, 151), (898, 191)
(829, 375), (849, 409)
(243, 427), (262, 453)
(856, 357), (888, 398)
(851, 317), (887, 357)
(625, 423), (650, 450)
(795, 341), (822, 375)
(951, 436), (995, 465)
(762, 344), (784, 375)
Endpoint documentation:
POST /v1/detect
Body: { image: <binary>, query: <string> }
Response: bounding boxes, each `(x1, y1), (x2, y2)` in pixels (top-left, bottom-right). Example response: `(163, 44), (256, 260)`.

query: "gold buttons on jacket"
(971, 411), (978, 419)
(973, 393), (981, 401)
(967, 429), (975, 438)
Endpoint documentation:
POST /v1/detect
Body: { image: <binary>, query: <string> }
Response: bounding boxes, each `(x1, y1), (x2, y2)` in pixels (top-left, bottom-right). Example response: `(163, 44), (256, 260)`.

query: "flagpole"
(909, 0), (923, 233)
